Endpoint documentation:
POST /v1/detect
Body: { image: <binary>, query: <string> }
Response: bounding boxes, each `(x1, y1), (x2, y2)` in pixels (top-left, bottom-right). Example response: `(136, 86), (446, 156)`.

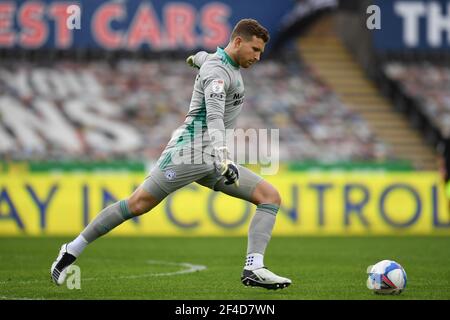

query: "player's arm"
(201, 66), (239, 186)
(186, 51), (209, 69)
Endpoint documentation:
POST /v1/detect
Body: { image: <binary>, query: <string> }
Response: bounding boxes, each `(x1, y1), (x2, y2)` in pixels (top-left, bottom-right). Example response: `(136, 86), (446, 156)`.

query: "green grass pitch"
(1, 236), (449, 300)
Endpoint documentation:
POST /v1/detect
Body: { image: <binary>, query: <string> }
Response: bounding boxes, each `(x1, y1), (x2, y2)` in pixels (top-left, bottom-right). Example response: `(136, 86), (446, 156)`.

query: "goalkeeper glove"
(214, 147), (240, 187)
(186, 55), (200, 69)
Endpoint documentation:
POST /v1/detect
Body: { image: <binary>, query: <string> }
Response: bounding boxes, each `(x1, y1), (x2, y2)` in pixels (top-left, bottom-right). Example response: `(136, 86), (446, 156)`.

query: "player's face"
(236, 36), (265, 68)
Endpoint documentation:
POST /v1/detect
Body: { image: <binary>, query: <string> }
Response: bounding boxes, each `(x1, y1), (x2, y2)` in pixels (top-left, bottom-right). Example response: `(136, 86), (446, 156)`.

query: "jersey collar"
(216, 47), (240, 69)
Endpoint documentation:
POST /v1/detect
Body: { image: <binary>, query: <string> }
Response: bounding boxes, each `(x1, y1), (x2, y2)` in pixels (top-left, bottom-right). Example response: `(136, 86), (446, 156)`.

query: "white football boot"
(50, 244), (77, 285)
(241, 267), (292, 290)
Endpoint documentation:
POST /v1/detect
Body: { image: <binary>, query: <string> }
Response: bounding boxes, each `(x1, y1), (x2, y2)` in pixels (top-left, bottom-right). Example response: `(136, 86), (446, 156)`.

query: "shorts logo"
(165, 169), (176, 180)
(211, 79), (224, 93)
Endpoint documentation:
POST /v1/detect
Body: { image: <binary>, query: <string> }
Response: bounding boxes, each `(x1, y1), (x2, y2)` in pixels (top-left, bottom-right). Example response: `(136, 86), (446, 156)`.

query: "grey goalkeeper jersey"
(158, 47), (245, 169)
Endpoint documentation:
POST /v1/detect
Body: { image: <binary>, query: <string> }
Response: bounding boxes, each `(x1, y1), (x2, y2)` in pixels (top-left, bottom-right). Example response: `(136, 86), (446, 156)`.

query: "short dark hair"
(230, 19), (270, 43)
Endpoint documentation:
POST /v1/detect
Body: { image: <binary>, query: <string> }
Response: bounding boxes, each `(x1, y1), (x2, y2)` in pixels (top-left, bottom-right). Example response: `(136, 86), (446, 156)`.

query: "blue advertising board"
(373, 0), (450, 50)
(0, 0), (294, 51)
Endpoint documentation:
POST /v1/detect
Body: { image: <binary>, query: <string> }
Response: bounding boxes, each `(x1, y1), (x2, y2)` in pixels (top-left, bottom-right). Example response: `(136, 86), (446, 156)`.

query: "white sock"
(244, 253), (264, 271)
(67, 235), (88, 257)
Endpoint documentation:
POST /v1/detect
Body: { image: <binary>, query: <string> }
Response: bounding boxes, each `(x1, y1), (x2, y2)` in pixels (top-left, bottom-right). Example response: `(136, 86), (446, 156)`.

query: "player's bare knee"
(128, 188), (160, 216)
(253, 181), (281, 206)
(267, 188), (281, 206)
(128, 198), (150, 216)
(126, 198), (141, 215)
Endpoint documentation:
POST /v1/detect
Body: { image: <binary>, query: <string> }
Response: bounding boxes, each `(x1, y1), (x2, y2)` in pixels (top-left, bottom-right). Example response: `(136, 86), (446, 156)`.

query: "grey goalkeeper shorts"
(140, 161), (263, 202)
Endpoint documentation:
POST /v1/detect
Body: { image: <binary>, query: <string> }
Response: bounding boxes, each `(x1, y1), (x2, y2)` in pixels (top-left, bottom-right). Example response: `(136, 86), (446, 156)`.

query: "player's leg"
(50, 163), (174, 285)
(197, 166), (291, 290)
(76, 185), (165, 248)
(51, 162), (214, 285)
(239, 179), (291, 289)
(50, 179), (166, 285)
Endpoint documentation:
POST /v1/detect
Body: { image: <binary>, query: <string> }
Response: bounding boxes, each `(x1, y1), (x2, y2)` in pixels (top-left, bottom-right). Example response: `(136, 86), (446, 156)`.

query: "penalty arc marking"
(82, 260), (207, 281)
(0, 260), (207, 299)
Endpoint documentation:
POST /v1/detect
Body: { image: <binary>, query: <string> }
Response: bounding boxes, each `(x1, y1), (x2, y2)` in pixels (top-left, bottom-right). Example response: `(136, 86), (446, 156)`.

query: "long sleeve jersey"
(158, 47), (245, 169)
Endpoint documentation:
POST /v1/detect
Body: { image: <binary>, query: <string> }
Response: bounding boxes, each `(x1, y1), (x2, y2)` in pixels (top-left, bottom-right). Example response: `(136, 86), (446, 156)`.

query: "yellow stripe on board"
(0, 172), (449, 236)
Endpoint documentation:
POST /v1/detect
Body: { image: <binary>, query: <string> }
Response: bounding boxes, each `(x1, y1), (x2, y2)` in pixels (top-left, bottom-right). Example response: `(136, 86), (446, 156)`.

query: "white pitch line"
(0, 260), (207, 286)
(82, 260), (207, 281)
(0, 296), (45, 300)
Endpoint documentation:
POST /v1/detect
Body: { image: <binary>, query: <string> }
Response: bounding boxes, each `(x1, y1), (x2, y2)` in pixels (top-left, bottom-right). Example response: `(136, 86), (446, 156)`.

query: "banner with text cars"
(1, 172), (449, 236)
(0, 0), (294, 51)
(373, 0), (450, 50)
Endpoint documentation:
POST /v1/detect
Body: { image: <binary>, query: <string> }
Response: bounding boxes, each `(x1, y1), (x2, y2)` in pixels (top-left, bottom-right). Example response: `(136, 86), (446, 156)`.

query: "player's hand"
(214, 147), (240, 187)
(217, 159), (240, 186)
(186, 55), (199, 69)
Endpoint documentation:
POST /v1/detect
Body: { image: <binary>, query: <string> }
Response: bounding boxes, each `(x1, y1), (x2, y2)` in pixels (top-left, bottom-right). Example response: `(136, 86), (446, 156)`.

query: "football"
(366, 260), (407, 295)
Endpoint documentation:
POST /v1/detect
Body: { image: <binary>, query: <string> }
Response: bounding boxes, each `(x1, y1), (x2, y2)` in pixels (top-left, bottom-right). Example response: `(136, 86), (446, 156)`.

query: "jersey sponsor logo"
(165, 169), (177, 180)
(209, 93), (224, 99)
(233, 92), (244, 106)
(211, 79), (225, 93)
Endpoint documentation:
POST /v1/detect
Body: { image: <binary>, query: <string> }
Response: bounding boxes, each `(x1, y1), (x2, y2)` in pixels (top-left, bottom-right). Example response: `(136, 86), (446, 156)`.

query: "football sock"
(79, 200), (133, 246)
(244, 253), (264, 271)
(244, 204), (278, 270)
(67, 235), (88, 257)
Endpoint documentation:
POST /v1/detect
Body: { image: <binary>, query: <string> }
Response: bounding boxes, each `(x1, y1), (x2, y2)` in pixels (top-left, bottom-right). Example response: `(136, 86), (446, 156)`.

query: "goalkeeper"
(50, 19), (291, 290)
